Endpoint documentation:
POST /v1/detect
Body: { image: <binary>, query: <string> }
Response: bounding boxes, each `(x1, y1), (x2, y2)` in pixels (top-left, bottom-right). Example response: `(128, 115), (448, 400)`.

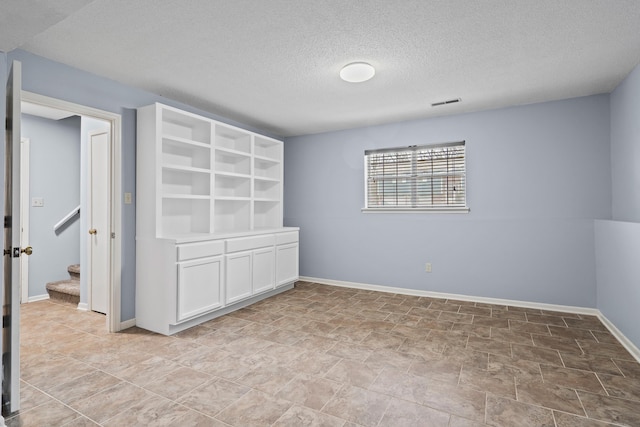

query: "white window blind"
(364, 141), (468, 212)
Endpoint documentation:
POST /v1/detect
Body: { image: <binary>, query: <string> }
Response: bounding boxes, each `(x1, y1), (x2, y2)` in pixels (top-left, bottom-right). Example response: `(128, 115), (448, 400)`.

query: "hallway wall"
(21, 114), (81, 299)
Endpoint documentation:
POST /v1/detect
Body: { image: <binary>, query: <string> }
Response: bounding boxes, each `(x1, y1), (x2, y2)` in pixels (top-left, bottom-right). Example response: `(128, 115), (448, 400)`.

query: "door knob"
(89, 229), (97, 235)
(21, 246), (33, 256)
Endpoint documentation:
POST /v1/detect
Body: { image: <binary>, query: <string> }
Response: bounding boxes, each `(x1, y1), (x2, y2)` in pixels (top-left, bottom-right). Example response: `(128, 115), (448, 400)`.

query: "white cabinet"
(177, 256), (223, 321)
(225, 239), (276, 304)
(253, 248), (275, 294)
(276, 243), (299, 287)
(275, 231), (299, 287)
(225, 251), (252, 304)
(136, 103), (298, 335)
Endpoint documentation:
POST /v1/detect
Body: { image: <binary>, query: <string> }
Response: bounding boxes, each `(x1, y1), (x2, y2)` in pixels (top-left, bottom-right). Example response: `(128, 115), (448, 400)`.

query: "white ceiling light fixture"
(340, 62), (376, 83)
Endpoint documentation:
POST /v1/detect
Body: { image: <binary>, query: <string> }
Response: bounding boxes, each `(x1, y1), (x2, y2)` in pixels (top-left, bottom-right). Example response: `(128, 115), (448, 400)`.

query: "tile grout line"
(484, 392), (488, 424)
(593, 371), (610, 397)
(67, 344), (224, 425)
(16, 377), (104, 426)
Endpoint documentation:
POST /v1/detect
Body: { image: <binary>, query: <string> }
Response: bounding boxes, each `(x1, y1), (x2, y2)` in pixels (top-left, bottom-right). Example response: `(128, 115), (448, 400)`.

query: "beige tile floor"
(9, 281), (640, 426)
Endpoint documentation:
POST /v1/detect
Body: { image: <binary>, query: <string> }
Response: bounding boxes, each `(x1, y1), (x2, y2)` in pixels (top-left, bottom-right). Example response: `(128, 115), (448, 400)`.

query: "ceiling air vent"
(431, 98), (461, 107)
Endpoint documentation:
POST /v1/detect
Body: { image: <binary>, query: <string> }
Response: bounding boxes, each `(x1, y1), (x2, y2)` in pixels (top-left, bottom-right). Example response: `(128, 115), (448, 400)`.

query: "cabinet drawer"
(275, 231), (298, 245)
(226, 234), (275, 253)
(177, 240), (224, 261)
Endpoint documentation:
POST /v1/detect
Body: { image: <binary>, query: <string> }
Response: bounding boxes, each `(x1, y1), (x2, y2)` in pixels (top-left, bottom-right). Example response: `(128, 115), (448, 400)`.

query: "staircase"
(46, 264), (80, 305)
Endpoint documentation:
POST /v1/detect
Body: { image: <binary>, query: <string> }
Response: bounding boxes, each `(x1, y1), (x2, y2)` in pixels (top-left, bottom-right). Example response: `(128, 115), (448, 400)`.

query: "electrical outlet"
(425, 262), (432, 273)
(124, 192), (132, 204)
(32, 197), (44, 207)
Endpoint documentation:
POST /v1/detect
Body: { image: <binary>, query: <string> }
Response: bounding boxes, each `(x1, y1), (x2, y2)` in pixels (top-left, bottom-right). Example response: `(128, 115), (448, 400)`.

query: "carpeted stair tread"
(46, 280), (80, 296)
(68, 264), (80, 280)
(46, 264), (81, 304)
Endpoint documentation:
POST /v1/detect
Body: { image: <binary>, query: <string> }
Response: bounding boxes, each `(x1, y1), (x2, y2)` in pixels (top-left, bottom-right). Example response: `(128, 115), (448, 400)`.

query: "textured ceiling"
(3, 0), (640, 137)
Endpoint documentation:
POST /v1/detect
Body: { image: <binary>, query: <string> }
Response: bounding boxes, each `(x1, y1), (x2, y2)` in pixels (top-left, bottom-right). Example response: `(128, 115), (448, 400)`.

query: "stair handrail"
(53, 205), (80, 232)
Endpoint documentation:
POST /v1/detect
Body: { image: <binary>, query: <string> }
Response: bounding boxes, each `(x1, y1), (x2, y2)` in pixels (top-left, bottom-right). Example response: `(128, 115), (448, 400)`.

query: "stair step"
(68, 264), (80, 280)
(46, 279), (80, 305)
(46, 280), (80, 296)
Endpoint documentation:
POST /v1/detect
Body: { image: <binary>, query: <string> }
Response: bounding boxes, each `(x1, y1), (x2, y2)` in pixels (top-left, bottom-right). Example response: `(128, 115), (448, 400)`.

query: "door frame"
(21, 91), (123, 333)
(19, 138), (29, 304)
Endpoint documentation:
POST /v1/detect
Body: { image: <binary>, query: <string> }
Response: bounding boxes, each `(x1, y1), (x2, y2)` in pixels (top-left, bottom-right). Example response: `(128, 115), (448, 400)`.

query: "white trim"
(110, 116), (123, 332)
(361, 207), (470, 214)
(300, 276), (640, 363)
(597, 313), (640, 362)
(300, 276), (600, 315)
(19, 138), (30, 304)
(120, 318), (136, 330)
(22, 91), (123, 333)
(26, 294), (49, 303)
(77, 302), (89, 311)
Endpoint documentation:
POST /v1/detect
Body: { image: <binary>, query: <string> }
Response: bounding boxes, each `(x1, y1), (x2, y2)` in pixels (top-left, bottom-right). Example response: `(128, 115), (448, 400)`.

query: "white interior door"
(3, 60), (23, 417)
(88, 130), (109, 314)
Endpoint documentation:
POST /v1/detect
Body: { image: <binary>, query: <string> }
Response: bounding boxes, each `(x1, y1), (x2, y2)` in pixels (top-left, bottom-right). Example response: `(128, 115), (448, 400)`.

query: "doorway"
(20, 91), (122, 332)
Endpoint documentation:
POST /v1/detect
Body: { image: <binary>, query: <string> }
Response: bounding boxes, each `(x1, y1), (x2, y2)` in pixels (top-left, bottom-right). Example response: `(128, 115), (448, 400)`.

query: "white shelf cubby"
(215, 149), (252, 176)
(161, 107), (211, 145)
(254, 178), (280, 200)
(162, 138), (211, 169)
(254, 136), (282, 161)
(214, 174), (251, 198)
(215, 124), (252, 154)
(161, 198), (211, 235)
(162, 168), (210, 196)
(214, 199), (251, 233)
(253, 200), (281, 229)
(254, 157), (280, 180)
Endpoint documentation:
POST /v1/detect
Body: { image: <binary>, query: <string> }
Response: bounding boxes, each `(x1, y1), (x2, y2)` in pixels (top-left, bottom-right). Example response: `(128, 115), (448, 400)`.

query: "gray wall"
(595, 62), (640, 348)
(284, 95), (611, 308)
(21, 114), (81, 298)
(595, 221), (640, 347)
(611, 63), (640, 222)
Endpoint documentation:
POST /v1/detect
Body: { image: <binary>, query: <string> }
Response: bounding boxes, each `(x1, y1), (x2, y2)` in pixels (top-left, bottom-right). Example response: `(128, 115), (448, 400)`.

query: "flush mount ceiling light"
(340, 62), (375, 83)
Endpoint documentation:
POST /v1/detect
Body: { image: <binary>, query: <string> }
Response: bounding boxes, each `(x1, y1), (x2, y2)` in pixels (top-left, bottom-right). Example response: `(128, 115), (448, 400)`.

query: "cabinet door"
(225, 251), (252, 304)
(276, 243), (299, 287)
(253, 247), (275, 295)
(177, 256), (223, 322)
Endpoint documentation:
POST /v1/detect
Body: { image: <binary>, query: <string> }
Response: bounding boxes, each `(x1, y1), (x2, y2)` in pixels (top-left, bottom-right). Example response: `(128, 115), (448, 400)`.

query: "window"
(363, 141), (468, 212)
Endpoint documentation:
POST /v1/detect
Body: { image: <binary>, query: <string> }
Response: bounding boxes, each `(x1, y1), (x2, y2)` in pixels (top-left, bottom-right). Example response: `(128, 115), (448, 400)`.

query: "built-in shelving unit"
(136, 103), (298, 335)
(138, 103), (286, 236)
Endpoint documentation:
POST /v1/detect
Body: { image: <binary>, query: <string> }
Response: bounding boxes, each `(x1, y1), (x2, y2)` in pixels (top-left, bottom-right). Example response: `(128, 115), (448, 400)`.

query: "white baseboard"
(120, 318), (136, 330)
(597, 314), (640, 363)
(300, 276), (640, 363)
(300, 276), (600, 315)
(76, 302), (89, 311)
(27, 294), (49, 303)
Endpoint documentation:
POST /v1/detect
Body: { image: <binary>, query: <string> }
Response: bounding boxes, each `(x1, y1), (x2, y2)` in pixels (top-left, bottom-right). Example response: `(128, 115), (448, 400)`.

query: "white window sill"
(361, 207), (470, 214)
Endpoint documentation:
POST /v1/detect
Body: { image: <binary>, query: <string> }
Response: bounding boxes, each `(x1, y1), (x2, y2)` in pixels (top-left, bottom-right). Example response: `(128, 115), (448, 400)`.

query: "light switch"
(124, 192), (132, 204)
(32, 197), (44, 207)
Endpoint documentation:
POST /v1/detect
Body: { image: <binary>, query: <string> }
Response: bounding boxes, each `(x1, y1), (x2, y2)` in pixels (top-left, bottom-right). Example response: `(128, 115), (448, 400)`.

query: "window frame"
(362, 141), (469, 213)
